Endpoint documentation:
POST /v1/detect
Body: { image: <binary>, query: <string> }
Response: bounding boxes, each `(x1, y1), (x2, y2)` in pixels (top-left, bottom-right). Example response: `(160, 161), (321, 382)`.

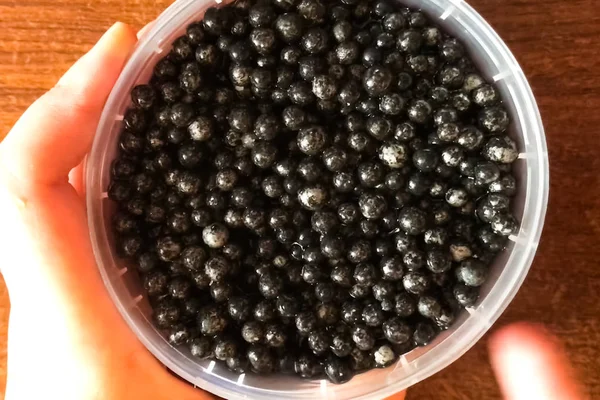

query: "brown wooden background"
(1, 0), (600, 398)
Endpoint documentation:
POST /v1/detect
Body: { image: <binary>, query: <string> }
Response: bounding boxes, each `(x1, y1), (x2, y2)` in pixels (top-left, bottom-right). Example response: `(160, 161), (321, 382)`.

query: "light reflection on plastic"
(440, 6), (454, 20)
(237, 373), (245, 385)
(206, 360), (216, 373)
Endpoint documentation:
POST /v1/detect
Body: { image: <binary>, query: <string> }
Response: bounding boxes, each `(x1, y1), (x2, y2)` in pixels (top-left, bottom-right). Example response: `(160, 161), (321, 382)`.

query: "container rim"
(87, 0), (549, 398)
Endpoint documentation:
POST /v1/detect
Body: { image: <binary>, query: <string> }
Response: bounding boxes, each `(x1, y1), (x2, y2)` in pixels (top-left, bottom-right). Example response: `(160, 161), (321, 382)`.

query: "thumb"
(0, 22), (137, 193)
(489, 323), (588, 400)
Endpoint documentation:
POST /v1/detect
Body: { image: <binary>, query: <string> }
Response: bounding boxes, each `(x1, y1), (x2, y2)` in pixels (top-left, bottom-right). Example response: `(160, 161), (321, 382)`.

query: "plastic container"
(86, 0), (549, 398)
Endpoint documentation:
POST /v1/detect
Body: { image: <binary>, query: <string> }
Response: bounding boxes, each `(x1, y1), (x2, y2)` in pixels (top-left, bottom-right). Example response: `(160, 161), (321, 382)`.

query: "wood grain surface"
(1, 0), (600, 399)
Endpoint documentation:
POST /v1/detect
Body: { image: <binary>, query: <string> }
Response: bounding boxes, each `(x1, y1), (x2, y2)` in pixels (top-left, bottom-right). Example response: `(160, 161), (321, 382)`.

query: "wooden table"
(1, 0), (599, 398)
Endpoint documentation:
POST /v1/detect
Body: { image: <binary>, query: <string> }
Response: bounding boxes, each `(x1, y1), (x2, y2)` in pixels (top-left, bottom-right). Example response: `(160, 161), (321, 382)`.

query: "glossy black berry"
(382, 12), (406, 32)
(412, 148), (438, 172)
(374, 142), (406, 171)
(362, 66), (392, 96)
(324, 357), (353, 384)
(302, 246), (324, 264)
(312, 74), (338, 100)
(131, 85), (156, 109)
(383, 317), (412, 345)
(352, 325), (375, 351)
(301, 263), (324, 285)
(108, 1), (522, 383)
(479, 106), (510, 134)
(362, 302), (384, 327)
(347, 347), (373, 372)
(483, 135), (519, 163)
(391, 292), (415, 318)
(416, 295), (442, 320)
(452, 283), (478, 307)
(258, 272), (285, 299)
(357, 162), (384, 187)
(297, 158), (322, 182)
(213, 338), (238, 361)
(228, 297), (252, 322)
(329, 263), (352, 287)
(353, 262), (377, 286)
(455, 259), (487, 287)
(320, 235), (344, 259)
(298, 184), (328, 210)
(397, 207), (427, 235)
(347, 240), (372, 264)
(402, 271), (429, 295)
(248, 4), (276, 28)
(247, 345), (275, 373)
(314, 281), (336, 302)
(204, 256), (231, 282)
(333, 172), (356, 193)
(168, 104), (195, 131)
(358, 192), (387, 220)
(280, 45), (302, 65)
(276, 294), (298, 317)
(407, 99), (432, 124)
(295, 353), (323, 378)
(297, 125), (327, 156)
(198, 306), (228, 336)
(263, 323), (286, 348)
(189, 337), (213, 359)
(330, 330), (353, 358)
(295, 311), (317, 336)
(154, 300), (181, 330)
(242, 320), (265, 344)
(254, 300), (276, 322)
(210, 282), (233, 302)
(413, 322), (437, 346)
(308, 330), (330, 355)
(491, 213), (519, 236)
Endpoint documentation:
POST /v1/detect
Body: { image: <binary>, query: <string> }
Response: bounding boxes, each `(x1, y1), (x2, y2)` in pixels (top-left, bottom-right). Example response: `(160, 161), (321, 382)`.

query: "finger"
(137, 20), (156, 39)
(385, 390), (406, 400)
(0, 22), (137, 193)
(489, 322), (587, 400)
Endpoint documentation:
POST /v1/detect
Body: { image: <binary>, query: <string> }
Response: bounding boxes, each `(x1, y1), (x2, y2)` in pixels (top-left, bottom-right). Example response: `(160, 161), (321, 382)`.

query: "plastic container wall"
(86, 0), (549, 398)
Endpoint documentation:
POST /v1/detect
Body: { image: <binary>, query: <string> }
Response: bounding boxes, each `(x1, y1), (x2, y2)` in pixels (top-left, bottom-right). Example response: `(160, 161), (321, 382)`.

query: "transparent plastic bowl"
(86, 0), (549, 398)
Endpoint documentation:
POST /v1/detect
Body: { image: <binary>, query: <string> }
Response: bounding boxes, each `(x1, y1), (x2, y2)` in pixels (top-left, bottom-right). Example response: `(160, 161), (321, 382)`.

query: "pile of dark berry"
(108, 0), (520, 385)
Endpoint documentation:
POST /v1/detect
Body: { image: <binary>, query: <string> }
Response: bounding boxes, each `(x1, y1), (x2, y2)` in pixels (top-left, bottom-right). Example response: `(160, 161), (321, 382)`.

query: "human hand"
(0, 22), (215, 400)
(0, 20), (584, 400)
(489, 322), (588, 400)
(0, 21), (406, 400)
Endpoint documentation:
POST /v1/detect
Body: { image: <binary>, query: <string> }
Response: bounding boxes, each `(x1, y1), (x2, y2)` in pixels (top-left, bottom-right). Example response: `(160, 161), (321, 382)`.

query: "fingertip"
(92, 22), (137, 56)
(489, 322), (586, 400)
(112, 21), (138, 36)
(1, 22), (138, 191)
(489, 322), (569, 377)
(489, 322), (552, 354)
(103, 22), (138, 54)
(58, 22), (137, 90)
